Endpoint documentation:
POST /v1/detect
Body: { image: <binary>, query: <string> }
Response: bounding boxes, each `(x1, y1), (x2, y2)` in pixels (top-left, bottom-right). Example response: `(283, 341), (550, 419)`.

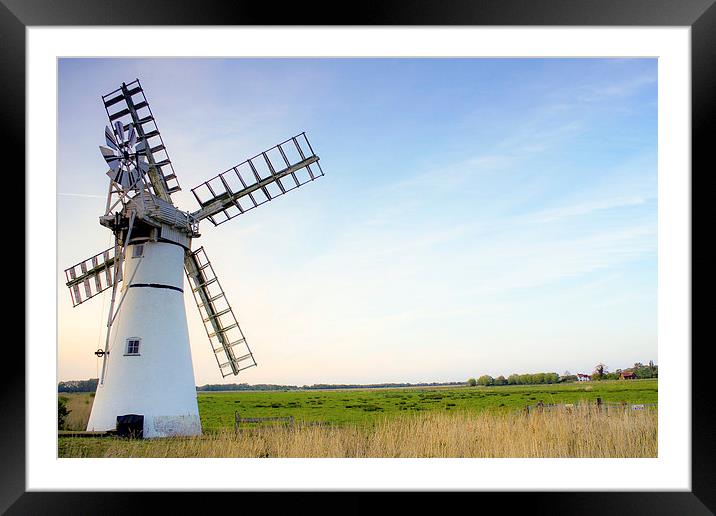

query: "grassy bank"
(59, 404), (657, 458)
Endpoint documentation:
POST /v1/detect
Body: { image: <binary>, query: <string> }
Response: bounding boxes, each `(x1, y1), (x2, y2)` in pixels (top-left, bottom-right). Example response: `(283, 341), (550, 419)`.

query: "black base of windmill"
(116, 414), (144, 439)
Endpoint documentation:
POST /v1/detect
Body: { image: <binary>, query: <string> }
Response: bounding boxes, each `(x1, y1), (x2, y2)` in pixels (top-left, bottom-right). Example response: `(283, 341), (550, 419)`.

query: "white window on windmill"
(132, 244), (144, 258)
(125, 338), (141, 356)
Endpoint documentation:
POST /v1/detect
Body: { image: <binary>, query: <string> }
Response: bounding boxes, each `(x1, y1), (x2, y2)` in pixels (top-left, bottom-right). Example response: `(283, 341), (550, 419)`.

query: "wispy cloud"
(57, 192), (105, 199)
(528, 195), (653, 223)
(580, 73), (657, 101)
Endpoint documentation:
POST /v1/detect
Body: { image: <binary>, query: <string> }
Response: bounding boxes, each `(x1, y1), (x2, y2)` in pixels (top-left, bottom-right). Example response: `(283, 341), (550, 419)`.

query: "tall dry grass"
(59, 405), (657, 458)
(59, 393), (94, 431)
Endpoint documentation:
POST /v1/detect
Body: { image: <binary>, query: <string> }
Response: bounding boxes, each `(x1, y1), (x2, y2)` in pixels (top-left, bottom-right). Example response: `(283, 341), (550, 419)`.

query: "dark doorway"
(116, 414), (144, 438)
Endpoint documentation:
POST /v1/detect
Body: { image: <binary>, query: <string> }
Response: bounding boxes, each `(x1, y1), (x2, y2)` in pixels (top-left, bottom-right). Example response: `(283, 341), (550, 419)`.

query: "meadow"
(60, 379), (657, 431)
(199, 379), (657, 430)
(58, 379), (657, 457)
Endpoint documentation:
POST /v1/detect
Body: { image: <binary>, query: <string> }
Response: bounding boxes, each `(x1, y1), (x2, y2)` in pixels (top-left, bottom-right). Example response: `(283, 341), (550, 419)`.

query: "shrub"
(58, 397), (71, 430)
(477, 375), (494, 386)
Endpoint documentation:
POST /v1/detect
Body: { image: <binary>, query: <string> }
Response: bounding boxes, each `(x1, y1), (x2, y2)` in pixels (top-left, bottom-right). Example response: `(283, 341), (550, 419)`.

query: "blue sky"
(57, 58), (657, 385)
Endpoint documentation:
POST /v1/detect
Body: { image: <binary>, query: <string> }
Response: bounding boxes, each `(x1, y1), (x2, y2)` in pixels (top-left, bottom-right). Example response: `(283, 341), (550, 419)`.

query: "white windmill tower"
(64, 79), (324, 438)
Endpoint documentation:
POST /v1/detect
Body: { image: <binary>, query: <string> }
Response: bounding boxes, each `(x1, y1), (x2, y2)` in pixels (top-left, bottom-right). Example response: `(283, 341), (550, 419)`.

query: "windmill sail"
(190, 132), (323, 225)
(102, 79), (181, 203)
(184, 247), (256, 377)
(65, 247), (122, 307)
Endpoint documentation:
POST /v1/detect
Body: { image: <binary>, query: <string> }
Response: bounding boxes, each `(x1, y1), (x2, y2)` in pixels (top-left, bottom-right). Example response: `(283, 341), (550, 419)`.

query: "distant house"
(620, 371), (637, 380)
(577, 374), (591, 382)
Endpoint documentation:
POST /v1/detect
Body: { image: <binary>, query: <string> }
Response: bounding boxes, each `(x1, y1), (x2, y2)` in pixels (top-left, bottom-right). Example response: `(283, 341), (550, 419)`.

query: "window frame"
(124, 337), (141, 356)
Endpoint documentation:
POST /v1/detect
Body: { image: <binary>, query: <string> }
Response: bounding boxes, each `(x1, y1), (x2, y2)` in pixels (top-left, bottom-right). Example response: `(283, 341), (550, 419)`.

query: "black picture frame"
(6, 0), (711, 513)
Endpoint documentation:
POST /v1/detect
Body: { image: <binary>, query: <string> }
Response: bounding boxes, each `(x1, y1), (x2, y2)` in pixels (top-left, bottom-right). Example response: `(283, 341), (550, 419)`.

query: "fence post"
(596, 397), (602, 412)
(235, 411), (240, 432)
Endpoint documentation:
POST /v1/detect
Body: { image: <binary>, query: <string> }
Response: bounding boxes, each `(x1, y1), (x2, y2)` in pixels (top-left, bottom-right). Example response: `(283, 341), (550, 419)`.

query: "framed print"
(6, 0), (713, 513)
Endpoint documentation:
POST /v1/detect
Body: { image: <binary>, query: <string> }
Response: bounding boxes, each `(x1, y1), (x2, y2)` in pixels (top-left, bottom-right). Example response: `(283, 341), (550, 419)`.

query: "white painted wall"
(86, 241), (201, 437)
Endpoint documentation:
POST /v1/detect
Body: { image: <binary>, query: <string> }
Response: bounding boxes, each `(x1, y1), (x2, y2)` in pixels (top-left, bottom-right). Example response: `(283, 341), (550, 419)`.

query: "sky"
(57, 58), (657, 386)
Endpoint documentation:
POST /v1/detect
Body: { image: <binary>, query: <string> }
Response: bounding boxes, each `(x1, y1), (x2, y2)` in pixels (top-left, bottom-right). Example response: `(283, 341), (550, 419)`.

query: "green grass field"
(58, 379), (657, 432)
(197, 379), (657, 431)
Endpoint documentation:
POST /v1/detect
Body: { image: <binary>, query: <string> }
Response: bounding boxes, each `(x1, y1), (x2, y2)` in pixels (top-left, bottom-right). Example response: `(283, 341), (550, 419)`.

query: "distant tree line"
(590, 361), (658, 381)
(57, 363), (656, 395)
(58, 379), (98, 393)
(467, 373), (560, 387)
(466, 360), (657, 387)
(299, 382), (464, 390)
(198, 383), (299, 391)
(197, 381), (465, 392)
(628, 361), (658, 379)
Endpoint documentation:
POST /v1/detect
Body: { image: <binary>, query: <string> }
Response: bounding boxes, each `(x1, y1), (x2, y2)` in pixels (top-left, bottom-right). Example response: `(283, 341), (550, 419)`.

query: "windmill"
(64, 79), (324, 438)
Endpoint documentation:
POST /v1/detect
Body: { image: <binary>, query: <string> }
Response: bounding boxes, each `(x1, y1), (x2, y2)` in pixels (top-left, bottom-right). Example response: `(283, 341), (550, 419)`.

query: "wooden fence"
(524, 398), (657, 414)
(234, 411), (294, 430)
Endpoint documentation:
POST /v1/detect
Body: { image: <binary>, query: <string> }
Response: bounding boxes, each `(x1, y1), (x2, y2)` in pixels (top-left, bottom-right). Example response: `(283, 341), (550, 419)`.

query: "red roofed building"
(620, 371), (637, 380)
